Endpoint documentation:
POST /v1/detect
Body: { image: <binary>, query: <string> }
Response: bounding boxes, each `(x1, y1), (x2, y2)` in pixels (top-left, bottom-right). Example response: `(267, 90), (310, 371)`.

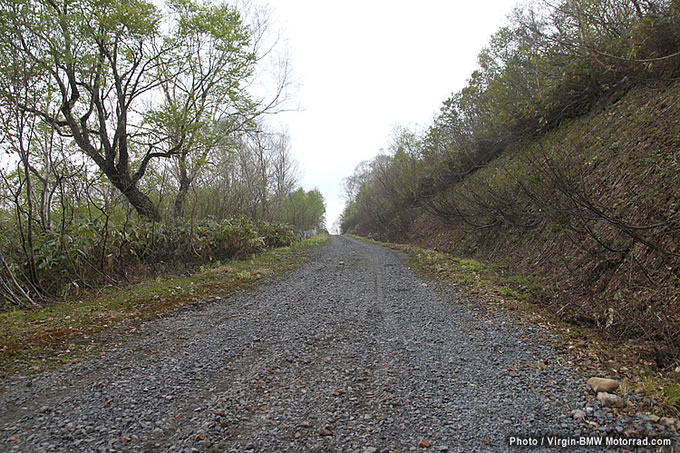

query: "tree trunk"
(20, 159), (41, 290)
(125, 185), (161, 221)
(174, 181), (190, 218)
(104, 167), (161, 221)
(173, 159), (191, 218)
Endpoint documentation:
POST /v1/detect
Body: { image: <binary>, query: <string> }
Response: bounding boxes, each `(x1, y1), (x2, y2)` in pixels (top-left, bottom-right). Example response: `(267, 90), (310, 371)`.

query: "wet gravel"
(1, 236), (678, 452)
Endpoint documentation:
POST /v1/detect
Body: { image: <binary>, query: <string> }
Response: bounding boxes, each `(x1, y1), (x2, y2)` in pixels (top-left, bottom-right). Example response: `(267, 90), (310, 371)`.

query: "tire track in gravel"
(1, 236), (678, 452)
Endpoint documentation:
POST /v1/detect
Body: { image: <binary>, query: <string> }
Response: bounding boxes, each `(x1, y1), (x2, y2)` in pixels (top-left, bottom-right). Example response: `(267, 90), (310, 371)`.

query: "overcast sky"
(255, 0), (518, 232)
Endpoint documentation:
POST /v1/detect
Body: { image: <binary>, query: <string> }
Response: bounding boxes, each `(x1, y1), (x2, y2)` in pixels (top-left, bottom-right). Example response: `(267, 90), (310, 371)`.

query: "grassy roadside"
(0, 233), (330, 379)
(350, 235), (680, 417)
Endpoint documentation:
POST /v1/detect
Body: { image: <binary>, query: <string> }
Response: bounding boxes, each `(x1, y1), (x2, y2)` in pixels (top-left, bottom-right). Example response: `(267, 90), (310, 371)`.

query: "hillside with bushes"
(341, 0), (680, 364)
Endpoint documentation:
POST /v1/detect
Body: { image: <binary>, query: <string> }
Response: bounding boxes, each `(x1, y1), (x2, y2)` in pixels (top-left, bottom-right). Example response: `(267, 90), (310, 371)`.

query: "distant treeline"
(0, 0), (325, 309)
(341, 0), (680, 364)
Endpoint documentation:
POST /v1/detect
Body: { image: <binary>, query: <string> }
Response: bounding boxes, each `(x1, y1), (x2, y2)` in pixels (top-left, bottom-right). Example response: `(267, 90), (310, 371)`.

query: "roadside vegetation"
(0, 233), (330, 377)
(0, 0), (327, 312)
(341, 0), (680, 367)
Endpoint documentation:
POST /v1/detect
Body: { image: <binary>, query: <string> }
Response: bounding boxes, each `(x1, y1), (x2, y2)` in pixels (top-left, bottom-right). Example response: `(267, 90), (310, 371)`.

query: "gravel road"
(1, 236), (678, 452)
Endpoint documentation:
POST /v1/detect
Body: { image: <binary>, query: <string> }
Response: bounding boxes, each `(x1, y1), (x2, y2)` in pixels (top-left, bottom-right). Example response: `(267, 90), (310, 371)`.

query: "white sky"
(255, 0), (518, 232)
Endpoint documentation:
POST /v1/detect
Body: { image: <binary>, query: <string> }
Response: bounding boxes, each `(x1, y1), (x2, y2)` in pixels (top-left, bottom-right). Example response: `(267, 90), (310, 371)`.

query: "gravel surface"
(1, 236), (678, 452)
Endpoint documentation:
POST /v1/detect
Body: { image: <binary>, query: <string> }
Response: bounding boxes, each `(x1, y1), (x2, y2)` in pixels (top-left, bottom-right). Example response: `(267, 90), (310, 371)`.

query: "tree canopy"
(0, 0), (325, 308)
(342, 0), (680, 237)
(0, 0), (285, 221)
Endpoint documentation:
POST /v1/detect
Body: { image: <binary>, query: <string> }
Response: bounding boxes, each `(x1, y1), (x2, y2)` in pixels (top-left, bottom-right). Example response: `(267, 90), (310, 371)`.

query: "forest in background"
(0, 0), (325, 310)
(341, 0), (680, 364)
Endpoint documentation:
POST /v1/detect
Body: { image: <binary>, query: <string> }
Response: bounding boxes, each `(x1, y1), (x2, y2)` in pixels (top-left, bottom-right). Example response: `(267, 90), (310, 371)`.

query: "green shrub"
(0, 215), (296, 309)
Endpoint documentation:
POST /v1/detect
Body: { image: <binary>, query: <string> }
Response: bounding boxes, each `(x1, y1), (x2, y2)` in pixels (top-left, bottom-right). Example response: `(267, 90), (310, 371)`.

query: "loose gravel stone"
(0, 236), (678, 452)
(597, 392), (626, 408)
(571, 409), (586, 420)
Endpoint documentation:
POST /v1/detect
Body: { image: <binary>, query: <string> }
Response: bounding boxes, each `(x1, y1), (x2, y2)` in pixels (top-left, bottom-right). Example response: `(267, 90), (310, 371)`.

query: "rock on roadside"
(597, 392), (626, 408)
(587, 377), (619, 393)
